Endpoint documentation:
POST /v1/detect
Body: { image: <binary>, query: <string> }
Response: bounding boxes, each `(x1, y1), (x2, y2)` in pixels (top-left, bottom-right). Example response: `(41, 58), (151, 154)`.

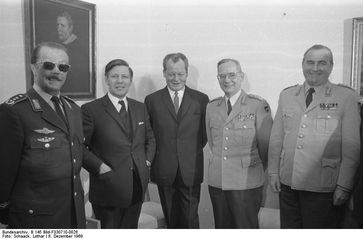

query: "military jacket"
(268, 82), (360, 192)
(0, 88), (86, 228)
(206, 90), (273, 190)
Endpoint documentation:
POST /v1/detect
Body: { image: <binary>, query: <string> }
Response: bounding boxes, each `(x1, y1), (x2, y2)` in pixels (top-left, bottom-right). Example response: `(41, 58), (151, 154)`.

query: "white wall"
(1, 0), (363, 228)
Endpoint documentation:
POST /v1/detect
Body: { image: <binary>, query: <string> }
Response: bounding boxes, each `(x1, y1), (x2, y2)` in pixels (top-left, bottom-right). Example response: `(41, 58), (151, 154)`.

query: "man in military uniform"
(206, 58), (273, 228)
(268, 44), (361, 228)
(0, 42), (87, 228)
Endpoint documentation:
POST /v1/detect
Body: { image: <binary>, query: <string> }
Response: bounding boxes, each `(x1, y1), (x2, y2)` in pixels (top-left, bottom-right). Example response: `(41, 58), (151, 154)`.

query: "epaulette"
(247, 94), (265, 102)
(4, 94), (27, 106)
(337, 84), (355, 91)
(209, 96), (223, 103)
(282, 84), (299, 91)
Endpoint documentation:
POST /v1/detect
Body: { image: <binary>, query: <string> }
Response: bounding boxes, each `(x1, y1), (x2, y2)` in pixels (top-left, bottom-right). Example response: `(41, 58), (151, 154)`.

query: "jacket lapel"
(161, 87), (177, 120)
(60, 96), (74, 134)
(179, 86), (192, 121)
(27, 89), (69, 134)
(102, 95), (129, 135)
(225, 91), (245, 125)
(294, 86), (306, 111)
(127, 97), (136, 139)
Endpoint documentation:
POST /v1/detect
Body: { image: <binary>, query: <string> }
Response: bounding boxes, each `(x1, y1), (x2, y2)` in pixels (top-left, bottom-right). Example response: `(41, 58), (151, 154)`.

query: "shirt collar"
(225, 89), (242, 107)
(303, 81), (328, 96)
(107, 92), (128, 111)
(33, 84), (60, 105)
(167, 86), (185, 100)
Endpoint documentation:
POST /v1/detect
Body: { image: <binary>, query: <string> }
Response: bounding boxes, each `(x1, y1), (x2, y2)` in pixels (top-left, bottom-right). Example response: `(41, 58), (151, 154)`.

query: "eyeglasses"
(217, 72), (241, 81)
(36, 61), (71, 73)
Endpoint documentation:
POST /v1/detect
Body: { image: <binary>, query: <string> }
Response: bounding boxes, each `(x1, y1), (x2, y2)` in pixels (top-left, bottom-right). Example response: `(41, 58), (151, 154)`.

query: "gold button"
(297, 145), (303, 149)
(225, 137), (229, 140)
(45, 143), (50, 148)
(224, 147), (228, 150)
(223, 156), (227, 160)
(74, 192), (77, 196)
(73, 159), (76, 163)
(303, 114), (307, 118)
(327, 115), (331, 119)
(298, 134), (304, 138)
(29, 209), (34, 215)
(301, 124), (306, 128)
(243, 125), (247, 129)
(225, 127), (229, 130)
(71, 142), (74, 146)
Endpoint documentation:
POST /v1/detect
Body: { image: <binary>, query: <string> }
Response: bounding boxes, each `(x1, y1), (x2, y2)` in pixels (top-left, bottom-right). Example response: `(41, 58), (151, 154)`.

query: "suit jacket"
(268, 81), (360, 192)
(206, 91), (273, 190)
(353, 104), (363, 224)
(144, 86), (209, 186)
(0, 88), (86, 228)
(82, 95), (155, 208)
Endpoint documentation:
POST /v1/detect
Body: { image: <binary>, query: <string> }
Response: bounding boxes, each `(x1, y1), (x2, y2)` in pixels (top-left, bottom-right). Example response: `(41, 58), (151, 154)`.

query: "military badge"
(30, 99), (42, 111)
(34, 128), (55, 134)
(320, 103), (338, 110)
(37, 137), (55, 143)
(239, 113), (255, 121)
(264, 105), (270, 112)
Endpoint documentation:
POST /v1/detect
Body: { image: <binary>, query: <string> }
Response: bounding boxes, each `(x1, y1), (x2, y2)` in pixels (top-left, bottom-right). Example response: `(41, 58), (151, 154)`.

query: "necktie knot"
(119, 100), (126, 111)
(51, 96), (61, 104)
(306, 87), (315, 107)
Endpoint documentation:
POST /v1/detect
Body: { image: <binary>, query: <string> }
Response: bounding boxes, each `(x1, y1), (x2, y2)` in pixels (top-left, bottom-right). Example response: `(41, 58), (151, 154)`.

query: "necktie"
(227, 99), (232, 115)
(173, 91), (179, 113)
(51, 96), (68, 126)
(305, 88), (315, 107)
(119, 100), (130, 135)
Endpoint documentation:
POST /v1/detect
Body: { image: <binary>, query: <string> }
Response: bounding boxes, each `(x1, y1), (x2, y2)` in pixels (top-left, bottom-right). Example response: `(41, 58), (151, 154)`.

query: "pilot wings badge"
(34, 128), (55, 134)
(37, 137), (55, 143)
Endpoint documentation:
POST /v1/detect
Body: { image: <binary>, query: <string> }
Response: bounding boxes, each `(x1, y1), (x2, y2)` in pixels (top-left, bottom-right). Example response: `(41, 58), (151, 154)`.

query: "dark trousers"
(157, 167), (201, 229)
(93, 170), (143, 229)
(280, 184), (344, 228)
(208, 185), (263, 229)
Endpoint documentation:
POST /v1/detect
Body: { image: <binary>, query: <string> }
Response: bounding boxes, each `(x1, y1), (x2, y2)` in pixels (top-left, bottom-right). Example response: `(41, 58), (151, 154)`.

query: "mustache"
(46, 75), (61, 81)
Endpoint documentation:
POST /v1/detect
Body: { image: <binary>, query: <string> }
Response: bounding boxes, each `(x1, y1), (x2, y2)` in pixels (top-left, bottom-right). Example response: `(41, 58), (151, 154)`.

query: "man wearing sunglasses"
(0, 42), (87, 228)
(205, 58), (273, 228)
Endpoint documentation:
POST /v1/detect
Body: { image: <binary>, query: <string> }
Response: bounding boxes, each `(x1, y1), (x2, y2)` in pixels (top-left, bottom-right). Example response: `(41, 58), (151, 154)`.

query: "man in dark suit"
(0, 42), (86, 228)
(353, 103), (363, 228)
(144, 53), (209, 228)
(82, 59), (156, 228)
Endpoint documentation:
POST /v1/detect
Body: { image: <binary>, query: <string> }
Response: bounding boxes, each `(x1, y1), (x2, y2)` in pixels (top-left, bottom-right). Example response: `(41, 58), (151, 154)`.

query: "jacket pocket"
(321, 158), (339, 188)
(241, 157), (261, 168)
(282, 111), (294, 131)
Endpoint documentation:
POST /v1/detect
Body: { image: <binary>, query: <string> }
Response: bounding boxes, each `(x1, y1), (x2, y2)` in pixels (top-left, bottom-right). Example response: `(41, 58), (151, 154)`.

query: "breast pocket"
(29, 136), (62, 167)
(234, 120), (256, 147)
(316, 113), (340, 134)
(282, 111), (294, 131)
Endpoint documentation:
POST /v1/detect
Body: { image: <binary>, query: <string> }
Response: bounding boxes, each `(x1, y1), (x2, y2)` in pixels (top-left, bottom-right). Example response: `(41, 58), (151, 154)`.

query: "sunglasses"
(37, 61), (71, 73)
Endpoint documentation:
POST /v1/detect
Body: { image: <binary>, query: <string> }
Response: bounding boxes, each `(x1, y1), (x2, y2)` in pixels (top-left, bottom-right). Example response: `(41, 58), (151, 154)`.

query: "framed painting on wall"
(24, 0), (96, 100)
(350, 17), (363, 98)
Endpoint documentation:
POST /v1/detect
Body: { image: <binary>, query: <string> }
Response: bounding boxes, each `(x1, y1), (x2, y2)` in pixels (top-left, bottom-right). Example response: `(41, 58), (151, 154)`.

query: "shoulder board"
(62, 95), (76, 104)
(337, 84), (355, 91)
(247, 94), (265, 102)
(282, 84), (299, 91)
(4, 94), (27, 106)
(209, 96), (223, 103)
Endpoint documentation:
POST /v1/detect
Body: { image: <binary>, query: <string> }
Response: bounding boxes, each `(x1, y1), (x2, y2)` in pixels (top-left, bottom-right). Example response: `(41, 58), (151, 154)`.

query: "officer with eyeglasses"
(205, 58), (273, 228)
(0, 42), (89, 228)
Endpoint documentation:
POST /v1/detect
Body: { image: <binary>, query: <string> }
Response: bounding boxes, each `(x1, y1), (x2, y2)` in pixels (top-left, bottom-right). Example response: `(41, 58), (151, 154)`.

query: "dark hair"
(303, 44), (334, 65)
(58, 11), (73, 27)
(217, 58), (242, 72)
(31, 42), (68, 64)
(162, 53), (189, 73)
(104, 59), (133, 78)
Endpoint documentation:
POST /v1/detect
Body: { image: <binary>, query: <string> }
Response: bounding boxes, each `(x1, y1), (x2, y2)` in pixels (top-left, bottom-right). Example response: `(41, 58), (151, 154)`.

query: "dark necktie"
(173, 91), (179, 113)
(51, 96), (68, 126)
(119, 100), (130, 135)
(305, 87), (315, 107)
(227, 99), (232, 115)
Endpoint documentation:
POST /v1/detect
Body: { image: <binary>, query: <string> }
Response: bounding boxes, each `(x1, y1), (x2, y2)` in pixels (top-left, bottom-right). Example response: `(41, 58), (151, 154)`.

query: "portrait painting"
(24, 0), (96, 100)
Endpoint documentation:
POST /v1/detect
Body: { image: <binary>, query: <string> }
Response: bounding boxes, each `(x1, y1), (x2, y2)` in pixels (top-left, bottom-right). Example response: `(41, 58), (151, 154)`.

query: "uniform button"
(297, 145), (303, 149)
(223, 156), (227, 160)
(243, 125), (247, 129)
(130, 167), (133, 170)
(74, 192), (77, 196)
(298, 134), (304, 138)
(225, 137), (229, 140)
(74, 175), (76, 179)
(71, 142), (74, 146)
(44, 143), (50, 148)
(225, 127), (229, 131)
(29, 209), (34, 215)
(224, 147), (228, 150)
(73, 159), (76, 163)
(303, 114), (307, 118)
(327, 115), (331, 119)
(301, 124), (306, 128)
